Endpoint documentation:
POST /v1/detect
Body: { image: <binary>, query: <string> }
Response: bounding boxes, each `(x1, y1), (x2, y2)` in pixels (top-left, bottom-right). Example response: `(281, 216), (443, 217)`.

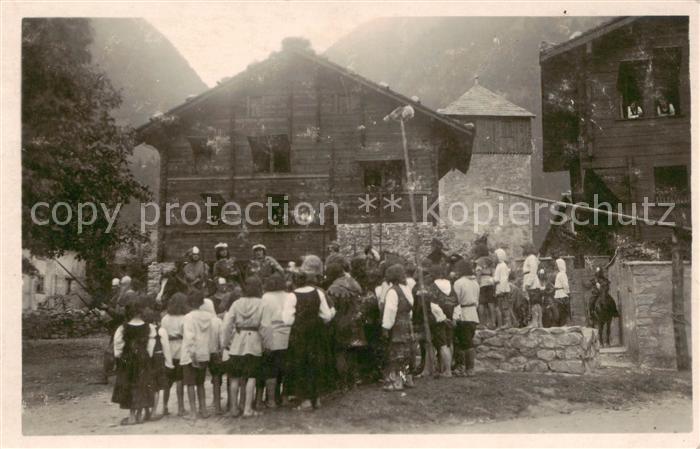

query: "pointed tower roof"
(438, 77), (534, 117)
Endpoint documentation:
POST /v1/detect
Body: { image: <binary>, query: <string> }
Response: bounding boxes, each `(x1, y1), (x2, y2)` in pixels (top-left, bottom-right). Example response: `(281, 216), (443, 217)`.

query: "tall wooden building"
(138, 45), (474, 264)
(540, 16), (691, 244)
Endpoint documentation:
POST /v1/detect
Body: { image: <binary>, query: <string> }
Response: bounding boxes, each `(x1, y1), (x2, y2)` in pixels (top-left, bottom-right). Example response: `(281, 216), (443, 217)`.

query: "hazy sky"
(145, 4), (385, 87)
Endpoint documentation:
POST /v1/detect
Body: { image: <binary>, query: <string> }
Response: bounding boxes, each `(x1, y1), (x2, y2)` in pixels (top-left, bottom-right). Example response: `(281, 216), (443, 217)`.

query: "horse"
(589, 288), (619, 347)
(511, 289), (531, 328)
(542, 295), (559, 328)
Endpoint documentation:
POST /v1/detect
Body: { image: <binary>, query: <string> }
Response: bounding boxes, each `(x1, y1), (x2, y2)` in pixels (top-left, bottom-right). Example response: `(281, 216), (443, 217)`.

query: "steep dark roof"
(539, 16), (637, 62)
(136, 48), (474, 137)
(438, 83), (534, 117)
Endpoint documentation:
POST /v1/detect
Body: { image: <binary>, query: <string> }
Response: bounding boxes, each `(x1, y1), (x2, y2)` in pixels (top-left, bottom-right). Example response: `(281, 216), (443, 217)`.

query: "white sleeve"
(147, 324), (157, 357)
(554, 272), (563, 289)
(282, 294), (298, 326)
(210, 317), (222, 354)
(221, 302), (237, 349)
(318, 289), (335, 323)
(430, 302), (447, 322)
(182, 315), (195, 363)
(494, 265), (503, 284)
(452, 305), (461, 321)
(113, 325), (124, 358)
(382, 289), (399, 330)
(159, 327), (174, 369)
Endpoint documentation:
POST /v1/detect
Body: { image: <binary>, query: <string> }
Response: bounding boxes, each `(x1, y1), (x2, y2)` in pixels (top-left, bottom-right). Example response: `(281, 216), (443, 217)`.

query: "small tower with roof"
(438, 76), (535, 257)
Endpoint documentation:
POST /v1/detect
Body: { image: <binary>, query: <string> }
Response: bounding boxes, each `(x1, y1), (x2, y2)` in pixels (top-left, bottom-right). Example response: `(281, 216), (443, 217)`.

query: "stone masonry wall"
(147, 261), (176, 298)
(439, 153), (532, 259)
(336, 222), (469, 261)
(473, 326), (600, 375)
(608, 260), (692, 369)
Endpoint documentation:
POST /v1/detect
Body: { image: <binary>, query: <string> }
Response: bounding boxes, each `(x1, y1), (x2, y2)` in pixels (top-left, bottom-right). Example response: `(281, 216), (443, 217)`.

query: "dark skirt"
(385, 341), (413, 373)
(454, 321), (477, 350)
(479, 285), (496, 305)
(182, 363), (208, 386)
(209, 353), (226, 379)
(112, 357), (155, 410)
(431, 321), (453, 348)
(286, 322), (327, 400)
(228, 354), (261, 379)
(151, 352), (169, 391)
(263, 349), (287, 380)
(166, 358), (183, 383)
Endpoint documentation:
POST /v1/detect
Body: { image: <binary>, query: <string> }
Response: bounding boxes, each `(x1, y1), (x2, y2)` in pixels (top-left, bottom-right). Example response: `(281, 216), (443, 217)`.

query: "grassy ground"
(22, 337), (109, 407)
(22, 337), (693, 434)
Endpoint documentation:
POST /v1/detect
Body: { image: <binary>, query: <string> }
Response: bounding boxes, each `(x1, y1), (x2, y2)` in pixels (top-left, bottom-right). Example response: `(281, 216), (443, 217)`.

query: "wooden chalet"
(138, 44), (474, 264)
(540, 16), (691, 245)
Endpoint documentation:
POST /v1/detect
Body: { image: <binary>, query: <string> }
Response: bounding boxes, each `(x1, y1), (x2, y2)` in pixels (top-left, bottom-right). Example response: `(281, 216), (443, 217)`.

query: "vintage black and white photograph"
(1, 1), (697, 445)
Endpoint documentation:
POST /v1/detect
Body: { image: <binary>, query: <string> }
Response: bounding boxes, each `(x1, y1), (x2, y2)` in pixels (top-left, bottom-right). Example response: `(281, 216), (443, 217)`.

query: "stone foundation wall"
(473, 326), (600, 374)
(335, 222), (469, 261)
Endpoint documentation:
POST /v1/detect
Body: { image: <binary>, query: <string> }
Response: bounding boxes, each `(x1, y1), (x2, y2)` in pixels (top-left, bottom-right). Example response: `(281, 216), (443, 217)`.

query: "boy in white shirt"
(493, 248), (513, 328)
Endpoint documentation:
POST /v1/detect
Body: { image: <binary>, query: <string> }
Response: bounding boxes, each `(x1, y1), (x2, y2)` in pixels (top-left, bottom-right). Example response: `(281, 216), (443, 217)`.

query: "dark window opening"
(248, 135), (291, 174)
(201, 193), (225, 224)
(652, 47), (681, 116)
(266, 194), (289, 227)
(362, 161), (403, 192)
(654, 165), (689, 205)
(35, 275), (45, 294)
(65, 278), (73, 294)
(617, 60), (649, 119)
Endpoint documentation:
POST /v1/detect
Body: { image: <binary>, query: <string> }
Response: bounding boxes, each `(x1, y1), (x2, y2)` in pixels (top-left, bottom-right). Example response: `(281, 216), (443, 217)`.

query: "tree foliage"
(22, 18), (149, 296)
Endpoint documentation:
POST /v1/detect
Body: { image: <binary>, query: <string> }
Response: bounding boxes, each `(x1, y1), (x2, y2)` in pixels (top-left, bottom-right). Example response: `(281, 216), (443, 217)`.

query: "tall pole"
(399, 117), (434, 375)
(671, 227), (689, 370)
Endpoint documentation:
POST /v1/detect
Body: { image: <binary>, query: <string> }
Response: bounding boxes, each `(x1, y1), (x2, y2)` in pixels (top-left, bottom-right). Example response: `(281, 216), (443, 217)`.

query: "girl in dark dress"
(112, 298), (156, 425)
(283, 255), (335, 411)
(381, 264), (416, 391)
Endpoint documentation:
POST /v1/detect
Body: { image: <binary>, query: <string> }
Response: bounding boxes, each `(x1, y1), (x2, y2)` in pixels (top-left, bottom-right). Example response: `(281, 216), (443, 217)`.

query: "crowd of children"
(105, 237), (570, 425)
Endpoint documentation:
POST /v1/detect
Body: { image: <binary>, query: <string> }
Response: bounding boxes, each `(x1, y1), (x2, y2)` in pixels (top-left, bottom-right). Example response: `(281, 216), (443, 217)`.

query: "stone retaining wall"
(473, 326), (599, 374)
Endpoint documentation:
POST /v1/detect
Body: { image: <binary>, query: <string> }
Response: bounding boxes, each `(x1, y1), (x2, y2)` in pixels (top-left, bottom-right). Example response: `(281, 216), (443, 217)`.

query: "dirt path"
(22, 338), (694, 435)
(22, 383), (692, 435)
(443, 395), (692, 434)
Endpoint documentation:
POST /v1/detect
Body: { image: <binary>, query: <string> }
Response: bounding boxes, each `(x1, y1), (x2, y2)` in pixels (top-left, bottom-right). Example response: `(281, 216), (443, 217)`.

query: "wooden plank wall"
(542, 17), (690, 242)
(158, 52), (454, 262)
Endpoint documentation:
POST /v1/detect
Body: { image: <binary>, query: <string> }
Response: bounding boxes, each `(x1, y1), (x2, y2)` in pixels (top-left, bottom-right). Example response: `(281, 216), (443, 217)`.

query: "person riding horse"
(588, 267), (619, 347)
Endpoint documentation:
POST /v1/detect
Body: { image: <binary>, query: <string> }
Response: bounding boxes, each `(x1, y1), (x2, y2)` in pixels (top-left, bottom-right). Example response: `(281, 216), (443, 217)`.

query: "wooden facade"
(540, 16), (691, 242)
(138, 48), (474, 263)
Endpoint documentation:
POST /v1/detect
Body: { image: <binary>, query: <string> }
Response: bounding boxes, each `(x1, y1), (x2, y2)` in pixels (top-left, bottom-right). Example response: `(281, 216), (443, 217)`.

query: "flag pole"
(397, 113), (435, 376)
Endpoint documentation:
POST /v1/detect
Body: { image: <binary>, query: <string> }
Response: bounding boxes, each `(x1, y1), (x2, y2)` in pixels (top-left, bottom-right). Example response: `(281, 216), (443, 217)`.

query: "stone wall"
(335, 222), (469, 261)
(439, 153), (533, 259)
(608, 260), (692, 369)
(23, 308), (108, 339)
(473, 326), (599, 374)
(146, 261), (176, 298)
